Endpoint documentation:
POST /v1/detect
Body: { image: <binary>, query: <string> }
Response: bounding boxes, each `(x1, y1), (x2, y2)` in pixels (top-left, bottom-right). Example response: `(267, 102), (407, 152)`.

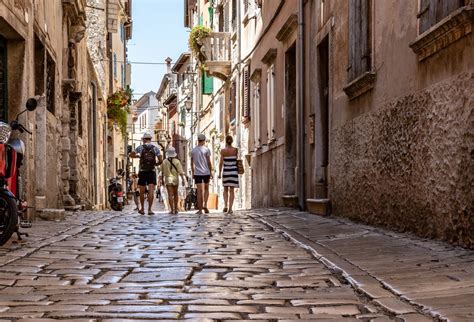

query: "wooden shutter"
(242, 66), (250, 119)
(348, 0), (371, 82)
(202, 72), (214, 95)
(230, 81), (236, 123)
(419, 0), (464, 34)
(224, 2), (230, 32)
(218, 5), (224, 32)
(232, 0), (237, 29)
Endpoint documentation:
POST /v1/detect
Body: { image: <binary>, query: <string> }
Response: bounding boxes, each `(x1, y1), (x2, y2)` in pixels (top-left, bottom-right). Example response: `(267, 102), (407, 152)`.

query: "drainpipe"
(297, 0), (305, 210)
(236, 0), (242, 209)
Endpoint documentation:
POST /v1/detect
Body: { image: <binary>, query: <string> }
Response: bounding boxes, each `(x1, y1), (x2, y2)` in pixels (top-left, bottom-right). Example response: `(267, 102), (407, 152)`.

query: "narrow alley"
(0, 206), (444, 321)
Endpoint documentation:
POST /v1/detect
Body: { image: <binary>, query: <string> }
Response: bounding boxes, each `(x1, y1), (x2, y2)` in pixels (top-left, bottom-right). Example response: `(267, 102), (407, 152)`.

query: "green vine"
(188, 25), (212, 63)
(107, 87), (133, 136)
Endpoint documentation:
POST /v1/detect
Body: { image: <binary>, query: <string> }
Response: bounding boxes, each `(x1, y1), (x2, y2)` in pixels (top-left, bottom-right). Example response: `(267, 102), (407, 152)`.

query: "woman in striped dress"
(218, 135), (239, 214)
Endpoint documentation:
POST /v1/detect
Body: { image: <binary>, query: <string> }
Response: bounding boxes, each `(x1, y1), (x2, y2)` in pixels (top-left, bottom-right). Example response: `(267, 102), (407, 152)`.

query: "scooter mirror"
(25, 98), (38, 111)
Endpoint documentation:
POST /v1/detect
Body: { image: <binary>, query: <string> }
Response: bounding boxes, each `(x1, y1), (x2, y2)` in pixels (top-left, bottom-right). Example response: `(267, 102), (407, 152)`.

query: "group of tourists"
(128, 132), (240, 215)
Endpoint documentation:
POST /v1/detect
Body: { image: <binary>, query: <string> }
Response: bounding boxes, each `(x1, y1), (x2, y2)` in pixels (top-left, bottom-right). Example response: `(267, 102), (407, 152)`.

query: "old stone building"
(0, 0), (131, 214)
(247, 0), (472, 248)
(185, 0), (473, 248)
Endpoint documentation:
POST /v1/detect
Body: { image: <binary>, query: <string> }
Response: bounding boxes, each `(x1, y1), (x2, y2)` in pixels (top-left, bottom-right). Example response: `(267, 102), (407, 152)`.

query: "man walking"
(129, 132), (162, 214)
(191, 134), (212, 214)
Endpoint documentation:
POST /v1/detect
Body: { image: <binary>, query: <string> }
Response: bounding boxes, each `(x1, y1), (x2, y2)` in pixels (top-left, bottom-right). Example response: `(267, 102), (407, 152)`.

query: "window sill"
(343, 71), (376, 101)
(409, 6), (473, 61)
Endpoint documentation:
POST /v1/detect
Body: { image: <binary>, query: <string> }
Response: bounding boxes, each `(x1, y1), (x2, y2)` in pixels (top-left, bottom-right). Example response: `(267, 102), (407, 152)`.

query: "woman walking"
(218, 135), (239, 214)
(160, 146), (186, 214)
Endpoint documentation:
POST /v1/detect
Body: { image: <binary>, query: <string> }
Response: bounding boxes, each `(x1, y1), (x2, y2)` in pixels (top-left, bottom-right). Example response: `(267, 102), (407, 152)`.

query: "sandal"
(138, 209), (145, 215)
(148, 211), (155, 215)
(228, 210), (233, 214)
(223, 208), (228, 213)
(203, 207), (210, 214)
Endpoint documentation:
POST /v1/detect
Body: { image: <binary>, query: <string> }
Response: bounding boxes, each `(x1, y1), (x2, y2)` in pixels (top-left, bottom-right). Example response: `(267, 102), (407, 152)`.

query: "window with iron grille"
(46, 53), (56, 114)
(348, 0), (371, 82)
(418, 0), (465, 34)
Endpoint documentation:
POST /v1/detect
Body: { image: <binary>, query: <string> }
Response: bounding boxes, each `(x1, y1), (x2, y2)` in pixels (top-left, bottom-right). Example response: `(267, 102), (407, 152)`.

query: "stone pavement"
(247, 208), (474, 322)
(0, 204), (433, 321)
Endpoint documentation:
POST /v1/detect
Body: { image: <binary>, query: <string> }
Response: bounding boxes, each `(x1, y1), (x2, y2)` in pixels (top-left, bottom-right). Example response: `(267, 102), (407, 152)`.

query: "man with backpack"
(129, 132), (163, 214)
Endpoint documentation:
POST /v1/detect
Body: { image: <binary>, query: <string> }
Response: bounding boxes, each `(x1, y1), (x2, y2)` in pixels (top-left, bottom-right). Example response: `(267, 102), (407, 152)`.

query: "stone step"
(37, 208), (66, 221)
(307, 198), (331, 216)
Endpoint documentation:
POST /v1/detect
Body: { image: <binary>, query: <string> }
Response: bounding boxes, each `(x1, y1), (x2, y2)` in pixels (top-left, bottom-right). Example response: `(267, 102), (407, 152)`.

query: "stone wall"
(86, 0), (108, 96)
(330, 73), (473, 248)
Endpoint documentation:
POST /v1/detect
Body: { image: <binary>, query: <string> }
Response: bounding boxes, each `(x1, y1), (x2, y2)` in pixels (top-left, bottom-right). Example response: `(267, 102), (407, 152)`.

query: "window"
(252, 82), (261, 147)
(46, 52), (56, 114)
(121, 64), (124, 87)
(348, 0), (371, 82)
(120, 23), (124, 42)
(243, 0), (250, 14)
(202, 72), (214, 95)
(113, 52), (117, 79)
(242, 65), (250, 123)
(78, 100), (83, 137)
(266, 64), (275, 141)
(232, 0), (237, 30)
(229, 81), (237, 124)
(418, 0), (464, 34)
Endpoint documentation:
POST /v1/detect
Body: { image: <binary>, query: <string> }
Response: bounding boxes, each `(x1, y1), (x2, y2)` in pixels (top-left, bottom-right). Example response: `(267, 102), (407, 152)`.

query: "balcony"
(201, 32), (232, 81)
(62, 0), (86, 27)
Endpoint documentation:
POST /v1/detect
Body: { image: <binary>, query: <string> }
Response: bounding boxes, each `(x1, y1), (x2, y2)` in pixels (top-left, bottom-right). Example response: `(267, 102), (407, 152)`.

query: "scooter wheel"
(0, 191), (19, 246)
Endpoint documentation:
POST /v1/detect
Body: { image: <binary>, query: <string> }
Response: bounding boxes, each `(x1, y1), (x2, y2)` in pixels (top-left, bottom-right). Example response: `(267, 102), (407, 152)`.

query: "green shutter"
(209, 7), (214, 26)
(202, 72), (214, 95)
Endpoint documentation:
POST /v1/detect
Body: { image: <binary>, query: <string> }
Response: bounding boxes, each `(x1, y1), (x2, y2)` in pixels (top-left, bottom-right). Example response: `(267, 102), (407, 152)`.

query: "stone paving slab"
(0, 206), (433, 320)
(250, 208), (473, 321)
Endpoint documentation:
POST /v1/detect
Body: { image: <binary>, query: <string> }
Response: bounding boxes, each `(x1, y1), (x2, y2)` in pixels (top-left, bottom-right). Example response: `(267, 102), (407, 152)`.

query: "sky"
(128, 0), (189, 100)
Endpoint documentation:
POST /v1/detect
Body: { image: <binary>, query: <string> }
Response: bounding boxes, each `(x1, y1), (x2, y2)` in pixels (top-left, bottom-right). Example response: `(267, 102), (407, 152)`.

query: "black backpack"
(140, 145), (156, 171)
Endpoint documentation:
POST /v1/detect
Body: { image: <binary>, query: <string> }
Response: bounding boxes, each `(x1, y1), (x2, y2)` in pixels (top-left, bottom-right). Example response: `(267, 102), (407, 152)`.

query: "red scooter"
(0, 97), (38, 245)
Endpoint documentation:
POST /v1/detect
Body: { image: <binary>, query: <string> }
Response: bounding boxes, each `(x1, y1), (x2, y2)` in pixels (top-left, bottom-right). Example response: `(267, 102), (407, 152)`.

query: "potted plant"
(188, 25), (212, 64)
(107, 87), (133, 136)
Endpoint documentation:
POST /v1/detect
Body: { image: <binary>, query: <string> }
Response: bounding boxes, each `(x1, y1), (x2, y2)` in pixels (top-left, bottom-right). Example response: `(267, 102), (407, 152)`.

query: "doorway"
(316, 36), (329, 197)
(284, 44), (297, 196)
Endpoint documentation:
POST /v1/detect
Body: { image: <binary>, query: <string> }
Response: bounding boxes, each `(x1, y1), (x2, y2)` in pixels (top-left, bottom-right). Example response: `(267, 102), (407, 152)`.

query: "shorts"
(194, 175), (211, 184)
(138, 171), (157, 186)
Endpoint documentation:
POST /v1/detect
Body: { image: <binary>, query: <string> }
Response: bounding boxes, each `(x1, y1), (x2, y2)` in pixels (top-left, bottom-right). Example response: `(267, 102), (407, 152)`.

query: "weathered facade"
(105, 0), (132, 183)
(185, 0), (473, 248)
(247, 0), (473, 248)
(0, 0), (131, 214)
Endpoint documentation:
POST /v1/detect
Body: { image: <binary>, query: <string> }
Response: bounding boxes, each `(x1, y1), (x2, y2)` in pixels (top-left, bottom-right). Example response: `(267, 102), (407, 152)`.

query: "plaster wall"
(323, 0), (474, 248)
(248, 1), (297, 207)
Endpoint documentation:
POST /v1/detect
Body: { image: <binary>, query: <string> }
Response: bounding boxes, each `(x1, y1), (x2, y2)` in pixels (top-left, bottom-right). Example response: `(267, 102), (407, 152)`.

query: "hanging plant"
(188, 25), (212, 63)
(107, 87), (133, 136)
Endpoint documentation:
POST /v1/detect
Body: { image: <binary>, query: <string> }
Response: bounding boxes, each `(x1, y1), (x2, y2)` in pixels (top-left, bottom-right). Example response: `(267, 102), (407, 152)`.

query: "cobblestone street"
(0, 206), (435, 321)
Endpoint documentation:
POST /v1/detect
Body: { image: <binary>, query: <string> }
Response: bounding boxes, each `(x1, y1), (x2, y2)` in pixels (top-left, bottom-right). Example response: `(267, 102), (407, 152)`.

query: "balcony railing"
(201, 32), (231, 62)
(200, 32), (232, 80)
